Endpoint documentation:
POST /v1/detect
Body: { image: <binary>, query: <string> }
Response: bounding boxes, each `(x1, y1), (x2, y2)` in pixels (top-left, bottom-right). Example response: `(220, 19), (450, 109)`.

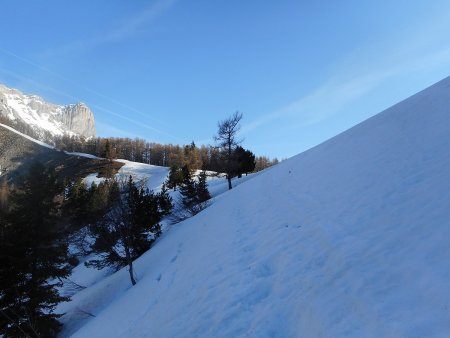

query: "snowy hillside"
(57, 160), (257, 336)
(0, 122), (54, 149)
(67, 76), (450, 337)
(0, 83), (96, 138)
(82, 159), (256, 196)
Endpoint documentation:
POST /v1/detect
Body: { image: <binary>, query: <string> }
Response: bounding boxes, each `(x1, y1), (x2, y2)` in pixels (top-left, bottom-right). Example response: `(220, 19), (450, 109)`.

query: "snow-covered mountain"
(0, 83), (95, 138)
(61, 75), (450, 338)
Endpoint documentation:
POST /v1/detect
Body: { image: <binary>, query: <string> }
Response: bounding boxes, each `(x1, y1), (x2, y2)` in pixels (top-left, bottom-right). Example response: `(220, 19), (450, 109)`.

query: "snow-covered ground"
(58, 159), (258, 337)
(64, 151), (101, 159)
(115, 159), (170, 192)
(82, 172), (106, 187)
(88, 158), (256, 196)
(63, 76), (450, 337)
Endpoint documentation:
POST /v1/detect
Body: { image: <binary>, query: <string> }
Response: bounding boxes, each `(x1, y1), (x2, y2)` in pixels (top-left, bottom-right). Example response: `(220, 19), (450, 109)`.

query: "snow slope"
(115, 159), (170, 192)
(69, 76), (450, 337)
(58, 160), (257, 336)
(83, 158), (256, 196)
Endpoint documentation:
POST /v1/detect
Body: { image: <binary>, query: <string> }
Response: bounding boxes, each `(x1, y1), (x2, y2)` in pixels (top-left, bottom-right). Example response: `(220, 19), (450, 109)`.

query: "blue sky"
(1, 1), (450, 159)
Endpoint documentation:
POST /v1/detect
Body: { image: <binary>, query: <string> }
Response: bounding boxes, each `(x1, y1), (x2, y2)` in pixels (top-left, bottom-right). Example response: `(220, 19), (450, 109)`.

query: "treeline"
(54, 135), (279, 172)
(0, 114), (279, 172)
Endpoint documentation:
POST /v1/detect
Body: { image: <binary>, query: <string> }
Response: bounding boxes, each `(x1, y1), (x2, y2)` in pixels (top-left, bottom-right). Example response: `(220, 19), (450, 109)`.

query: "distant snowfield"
(81, 160), (170, 190)
(114, 159), (170, 192)
(64, 151), (101, 159)
(2, 91), (67, 136)
(82, 158), (257, 196)
(64, 77), (450, 337)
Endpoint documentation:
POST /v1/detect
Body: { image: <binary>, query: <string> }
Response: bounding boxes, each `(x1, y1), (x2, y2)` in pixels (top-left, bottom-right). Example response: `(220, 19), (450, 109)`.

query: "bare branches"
(214, 111), (243, 146)
(214, 111), (244, 190)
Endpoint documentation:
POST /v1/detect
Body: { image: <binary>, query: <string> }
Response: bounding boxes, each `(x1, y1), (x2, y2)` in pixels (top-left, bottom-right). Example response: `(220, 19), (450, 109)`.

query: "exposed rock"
(61, 103), (96, 138)
(0, 83), (96, 138)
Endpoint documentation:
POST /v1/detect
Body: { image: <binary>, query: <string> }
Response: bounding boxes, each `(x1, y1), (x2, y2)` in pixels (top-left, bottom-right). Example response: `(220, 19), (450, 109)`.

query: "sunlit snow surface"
(65, 77), (450, 337)
(64, 152), (101, 159)
(58, 159), (256, 337)
(3, 92), (67, 135)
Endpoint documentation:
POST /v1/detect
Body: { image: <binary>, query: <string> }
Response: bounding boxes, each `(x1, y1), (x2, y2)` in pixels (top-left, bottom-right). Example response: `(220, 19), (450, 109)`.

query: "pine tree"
(179, 165), (197, 211)
(86, 176), (172, 285)
(166, 165), (184, 191)
(64, 178), (90, 230)
(176, 168), (211, 220)
(158, 183), (174, 216)
(196, 170), (211, 204)
(0, 162), (70, 338)
(234, 146), (256, 177)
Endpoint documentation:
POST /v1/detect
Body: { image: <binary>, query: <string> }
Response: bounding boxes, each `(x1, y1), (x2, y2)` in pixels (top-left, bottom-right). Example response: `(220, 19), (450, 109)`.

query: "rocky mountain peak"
(0, 83), (96, 139)
(61, 102), (96, 138)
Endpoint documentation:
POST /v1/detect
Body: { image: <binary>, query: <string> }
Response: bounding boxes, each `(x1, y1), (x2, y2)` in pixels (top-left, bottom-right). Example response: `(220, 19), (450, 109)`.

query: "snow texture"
(58, 159), (255, 336)
(67, 77), (450, 337)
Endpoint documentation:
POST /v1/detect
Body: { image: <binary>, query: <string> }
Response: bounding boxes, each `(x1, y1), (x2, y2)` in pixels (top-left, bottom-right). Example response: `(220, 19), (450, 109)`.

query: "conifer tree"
(176, 168), (211, 219)
(166, 165), (184, 191)
(158, 183), (174, 215)
(196, 170), (211, 204)
(179, 165), (197, 211)
(0, 162), (70, 338)
(86, 176), (172, 285)
(65, 178), (90, 230)
(234, 146), (256, 177)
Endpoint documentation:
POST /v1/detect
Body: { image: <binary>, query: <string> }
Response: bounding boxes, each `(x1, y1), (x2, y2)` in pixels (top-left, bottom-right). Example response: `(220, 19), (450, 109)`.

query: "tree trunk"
(128, 261), (136, 286)
(125, 245), (136, 286)
(227, 137), (233, 190)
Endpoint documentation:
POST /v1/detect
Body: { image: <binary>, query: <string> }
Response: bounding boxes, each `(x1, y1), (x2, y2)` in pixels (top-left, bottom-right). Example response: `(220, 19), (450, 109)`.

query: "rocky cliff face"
(0, 84), (96, 138)
(61, 103), (96, 138)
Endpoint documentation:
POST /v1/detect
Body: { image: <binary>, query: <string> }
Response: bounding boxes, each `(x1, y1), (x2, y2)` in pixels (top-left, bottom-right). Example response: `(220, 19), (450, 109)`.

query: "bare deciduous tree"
(214, 111), (243, 190)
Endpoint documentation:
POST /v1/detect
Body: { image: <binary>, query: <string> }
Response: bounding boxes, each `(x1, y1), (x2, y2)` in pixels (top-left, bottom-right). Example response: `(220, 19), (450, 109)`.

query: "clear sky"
(1, 1), (450, 159)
